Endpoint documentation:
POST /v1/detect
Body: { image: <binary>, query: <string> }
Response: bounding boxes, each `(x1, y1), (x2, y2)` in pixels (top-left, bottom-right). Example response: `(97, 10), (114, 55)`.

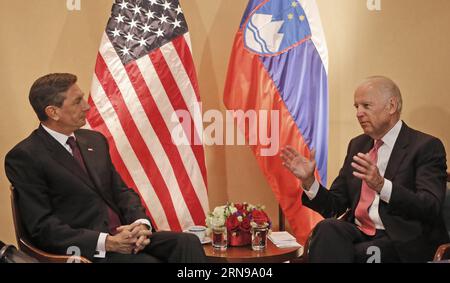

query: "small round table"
(204, 240), (303, 263)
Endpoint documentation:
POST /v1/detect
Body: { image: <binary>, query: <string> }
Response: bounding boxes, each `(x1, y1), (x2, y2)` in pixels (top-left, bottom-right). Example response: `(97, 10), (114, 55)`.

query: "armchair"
(10, 186), (91, 263)
(293, 173), (450, 263)
(433, 171), (450, 261)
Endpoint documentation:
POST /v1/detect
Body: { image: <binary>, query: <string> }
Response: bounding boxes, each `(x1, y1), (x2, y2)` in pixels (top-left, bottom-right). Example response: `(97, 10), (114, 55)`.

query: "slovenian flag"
(224, 0), (328, 244)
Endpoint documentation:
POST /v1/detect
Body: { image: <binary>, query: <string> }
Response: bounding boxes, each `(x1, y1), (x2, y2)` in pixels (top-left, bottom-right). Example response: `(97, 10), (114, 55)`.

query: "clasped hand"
(106, 222), (152, 254)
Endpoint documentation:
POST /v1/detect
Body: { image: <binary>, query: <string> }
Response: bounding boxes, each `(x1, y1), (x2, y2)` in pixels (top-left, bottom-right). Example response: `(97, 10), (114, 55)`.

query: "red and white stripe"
(87, 32), (208, 231)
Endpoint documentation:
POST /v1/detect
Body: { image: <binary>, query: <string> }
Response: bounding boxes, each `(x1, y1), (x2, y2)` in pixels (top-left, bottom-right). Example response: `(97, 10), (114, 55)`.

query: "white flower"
(206, 202), (270, 231)
(213, 205), (226, 216)
(206, 205), (227, 229)
(211, 216), (225, 227)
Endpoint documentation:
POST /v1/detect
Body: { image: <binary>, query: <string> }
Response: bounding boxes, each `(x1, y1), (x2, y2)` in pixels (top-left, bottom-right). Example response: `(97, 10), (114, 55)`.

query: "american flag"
(86, 0), (209, 231)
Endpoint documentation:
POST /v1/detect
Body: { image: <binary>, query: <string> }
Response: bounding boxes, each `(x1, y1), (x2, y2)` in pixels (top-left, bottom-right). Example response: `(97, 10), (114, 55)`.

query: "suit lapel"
(37, 126), (122, 216)
(76, 134), (103, 192)
(384, 122), (410, 181)
(37, 126), (96, 190)
(76, 132), (121, 213)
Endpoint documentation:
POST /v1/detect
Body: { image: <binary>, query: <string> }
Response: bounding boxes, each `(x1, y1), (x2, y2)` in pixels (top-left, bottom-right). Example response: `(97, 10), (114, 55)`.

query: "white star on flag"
(132, 5), (142, 15)
(175, 5), (182, 15)
(111, 28), (121, 37)
(162, 1), (172, 10)
(159, 14), (168, 23)
(125, 33), (134, 41)
(115, 14), (125, 23)
(155, 28), (164, 37)
(171, 19), (182, 28)
(129, 18), (138, 29)
(138, 37), (147, 46)
(146, 10), (155, 19)
(141, 23), (151, 33)
(119, 0), (128, 9)
(120, 46), (130, 55)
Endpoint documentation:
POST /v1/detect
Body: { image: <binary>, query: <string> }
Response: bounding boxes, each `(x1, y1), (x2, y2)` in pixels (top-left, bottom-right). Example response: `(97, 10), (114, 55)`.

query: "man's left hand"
(351, 152), (384, 193)
(116, 223), (152, 254)
(134, 224), (152, 254)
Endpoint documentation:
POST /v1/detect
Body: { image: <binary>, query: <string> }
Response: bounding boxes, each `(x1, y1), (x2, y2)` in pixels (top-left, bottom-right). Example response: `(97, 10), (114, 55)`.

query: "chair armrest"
(337, 209), (351, 221)
(19, 239), (91, 263)
(433, 243), (450, 261)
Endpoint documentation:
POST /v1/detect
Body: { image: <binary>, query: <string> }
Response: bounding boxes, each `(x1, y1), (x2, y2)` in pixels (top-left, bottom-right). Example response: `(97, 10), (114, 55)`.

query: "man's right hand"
(105, 223), (140, 254)
(280, 145), (316, 190)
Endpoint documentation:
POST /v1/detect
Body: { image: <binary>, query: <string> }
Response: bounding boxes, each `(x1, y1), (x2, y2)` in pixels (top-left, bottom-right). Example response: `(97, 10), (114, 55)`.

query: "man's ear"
(44, 105), (59, 121)
(388, 97), (397, 114)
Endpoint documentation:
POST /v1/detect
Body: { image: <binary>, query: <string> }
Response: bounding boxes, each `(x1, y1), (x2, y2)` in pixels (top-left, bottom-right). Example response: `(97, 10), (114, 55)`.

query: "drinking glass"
(251, 223), (269, 251)
(212, 225), (227, 251)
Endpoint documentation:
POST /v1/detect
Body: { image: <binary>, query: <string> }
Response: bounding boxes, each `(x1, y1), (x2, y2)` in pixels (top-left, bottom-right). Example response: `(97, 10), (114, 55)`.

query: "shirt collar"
(380, 120), (403, 149)
(41, 123), (75, 147)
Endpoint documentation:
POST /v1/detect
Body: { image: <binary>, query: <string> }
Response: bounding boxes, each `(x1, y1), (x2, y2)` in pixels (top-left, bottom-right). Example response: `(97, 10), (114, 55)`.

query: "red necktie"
(354, 140), (383, 236)
(66, 136), (122, 235)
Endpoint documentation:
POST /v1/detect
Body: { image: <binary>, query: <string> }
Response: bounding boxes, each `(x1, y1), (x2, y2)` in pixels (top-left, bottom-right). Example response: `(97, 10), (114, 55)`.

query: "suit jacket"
(5, 125), (149, 260)
(302, 122), (449, 262)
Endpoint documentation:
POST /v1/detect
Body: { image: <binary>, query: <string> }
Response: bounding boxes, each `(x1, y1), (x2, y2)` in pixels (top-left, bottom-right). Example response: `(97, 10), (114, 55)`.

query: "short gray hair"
(364, 76), (403, 114)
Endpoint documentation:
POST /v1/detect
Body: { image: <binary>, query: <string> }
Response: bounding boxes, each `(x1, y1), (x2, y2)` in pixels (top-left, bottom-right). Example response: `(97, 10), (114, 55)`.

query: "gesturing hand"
(351, 152), (384, 193)
(280, 146), (316, 190)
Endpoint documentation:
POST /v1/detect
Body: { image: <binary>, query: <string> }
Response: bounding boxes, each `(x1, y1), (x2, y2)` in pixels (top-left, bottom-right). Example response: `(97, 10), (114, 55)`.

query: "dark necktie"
(66, 136), (122, 235)
(66, 137), (88, 174)
(354, 139), (383, 236)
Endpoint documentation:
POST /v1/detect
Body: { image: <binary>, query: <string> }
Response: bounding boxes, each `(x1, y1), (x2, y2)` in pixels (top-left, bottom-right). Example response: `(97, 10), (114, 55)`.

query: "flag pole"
(278, 205), (285, 231)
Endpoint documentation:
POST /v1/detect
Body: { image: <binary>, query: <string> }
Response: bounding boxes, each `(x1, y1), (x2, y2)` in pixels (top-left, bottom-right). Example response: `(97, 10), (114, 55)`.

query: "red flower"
(252, 210), (269, 225)
(226, 214), (240, 231)
(240, 218), (251, 232)
(235, 203), (244, 212)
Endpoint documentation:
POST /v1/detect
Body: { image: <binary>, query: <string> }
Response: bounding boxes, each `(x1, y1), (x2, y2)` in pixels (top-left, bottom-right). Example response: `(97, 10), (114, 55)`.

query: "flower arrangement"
(206, 202), (271, 246)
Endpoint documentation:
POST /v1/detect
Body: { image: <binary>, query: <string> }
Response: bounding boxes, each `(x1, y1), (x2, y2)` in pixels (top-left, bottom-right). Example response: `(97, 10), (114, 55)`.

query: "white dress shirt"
(304, 120), (403, 231)
(41, 124), (151, 258)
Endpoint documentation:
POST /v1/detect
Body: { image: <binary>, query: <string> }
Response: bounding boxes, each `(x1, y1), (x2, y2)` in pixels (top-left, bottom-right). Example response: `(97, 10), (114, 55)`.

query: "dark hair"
(28, 73), (78, 121)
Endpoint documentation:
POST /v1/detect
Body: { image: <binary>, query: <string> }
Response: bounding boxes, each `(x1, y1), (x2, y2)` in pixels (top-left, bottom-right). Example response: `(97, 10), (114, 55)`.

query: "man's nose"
(82, 100), (91, 111)
(356, 107), (364, 118)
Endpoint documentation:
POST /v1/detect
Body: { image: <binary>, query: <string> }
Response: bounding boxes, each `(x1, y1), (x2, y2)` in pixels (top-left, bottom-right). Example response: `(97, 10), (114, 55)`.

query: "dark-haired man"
(5, 73), (206, 263)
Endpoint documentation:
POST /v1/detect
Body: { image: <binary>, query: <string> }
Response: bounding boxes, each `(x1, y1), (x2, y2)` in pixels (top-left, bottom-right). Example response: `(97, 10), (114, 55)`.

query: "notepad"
(269, 231), (302, 248)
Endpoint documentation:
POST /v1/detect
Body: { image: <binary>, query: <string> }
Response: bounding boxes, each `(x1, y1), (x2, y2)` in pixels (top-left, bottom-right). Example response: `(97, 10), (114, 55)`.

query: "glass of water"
(212, 225), (227, 251)
(251, 223), (269, 251)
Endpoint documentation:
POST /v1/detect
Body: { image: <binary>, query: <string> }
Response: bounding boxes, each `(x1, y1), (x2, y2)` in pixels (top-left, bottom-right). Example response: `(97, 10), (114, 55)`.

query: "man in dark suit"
(5, 73), (206, 263)
(281, 76), (448, 262)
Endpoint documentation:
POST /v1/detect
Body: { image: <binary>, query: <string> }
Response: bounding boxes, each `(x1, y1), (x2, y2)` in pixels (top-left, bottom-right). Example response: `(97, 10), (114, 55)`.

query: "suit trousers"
(94, 231), (206, 263)
(308, 218), (401, 263)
